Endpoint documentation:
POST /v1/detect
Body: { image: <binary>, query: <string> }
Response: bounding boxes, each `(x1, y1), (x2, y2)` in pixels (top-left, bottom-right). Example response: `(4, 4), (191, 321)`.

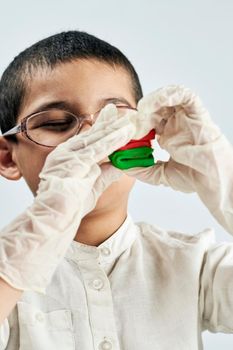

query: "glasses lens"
(27, 109), (79, 147)
(93, 105), (136, 122)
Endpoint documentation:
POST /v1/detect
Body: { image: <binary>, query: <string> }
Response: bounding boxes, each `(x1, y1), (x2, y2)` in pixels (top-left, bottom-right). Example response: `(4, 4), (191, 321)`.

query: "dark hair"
(0, 30), (143, 141)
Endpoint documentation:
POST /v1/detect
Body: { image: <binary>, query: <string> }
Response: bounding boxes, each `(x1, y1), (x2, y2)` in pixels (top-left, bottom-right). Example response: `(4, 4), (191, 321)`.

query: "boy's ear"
(0, 137), (22, 181)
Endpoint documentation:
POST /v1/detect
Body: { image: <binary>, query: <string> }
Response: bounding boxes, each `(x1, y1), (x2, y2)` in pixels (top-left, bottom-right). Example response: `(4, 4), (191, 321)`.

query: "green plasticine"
(109, 146), (155, 170)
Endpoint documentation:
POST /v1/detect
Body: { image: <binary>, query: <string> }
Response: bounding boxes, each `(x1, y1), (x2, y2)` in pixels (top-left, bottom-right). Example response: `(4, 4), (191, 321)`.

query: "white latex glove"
(0, 104), (136, 293)
(126, 85), (233, 234)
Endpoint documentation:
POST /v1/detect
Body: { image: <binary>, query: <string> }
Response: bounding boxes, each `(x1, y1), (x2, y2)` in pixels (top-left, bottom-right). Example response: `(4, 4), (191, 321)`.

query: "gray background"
(0, 0), (233, 348)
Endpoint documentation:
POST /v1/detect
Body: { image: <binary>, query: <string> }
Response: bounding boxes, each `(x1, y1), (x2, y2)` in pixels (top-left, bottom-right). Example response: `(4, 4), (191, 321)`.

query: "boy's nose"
(85, 113), (98, 126)
(79, 113), (97, 132)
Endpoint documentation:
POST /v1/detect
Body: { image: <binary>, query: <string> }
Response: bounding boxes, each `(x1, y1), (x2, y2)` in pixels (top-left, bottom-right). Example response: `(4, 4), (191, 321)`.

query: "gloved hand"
(0, 104), (136, 294)
(126, 85), (233, 234)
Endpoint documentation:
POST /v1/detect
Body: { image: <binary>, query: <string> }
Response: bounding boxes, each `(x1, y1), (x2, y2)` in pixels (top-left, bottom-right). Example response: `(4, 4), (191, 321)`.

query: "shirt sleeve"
(199, 242), (233, 333)
(0, 319), (9, 350)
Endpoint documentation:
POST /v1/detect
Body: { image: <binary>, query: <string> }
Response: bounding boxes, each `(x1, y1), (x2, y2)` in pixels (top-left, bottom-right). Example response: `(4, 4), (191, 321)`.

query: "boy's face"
(2, 59), (136, 211)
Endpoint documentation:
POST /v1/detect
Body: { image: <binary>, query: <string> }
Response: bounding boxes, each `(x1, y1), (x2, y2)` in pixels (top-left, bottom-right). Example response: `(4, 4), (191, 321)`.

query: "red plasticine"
(131, 130), (156, 142)
(117, 129), (156, 151)
(119, 140), (151, 151)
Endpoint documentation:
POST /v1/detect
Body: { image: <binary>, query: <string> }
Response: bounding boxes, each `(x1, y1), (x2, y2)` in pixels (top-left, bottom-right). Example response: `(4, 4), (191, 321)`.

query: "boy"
(0, 30), (232, 349)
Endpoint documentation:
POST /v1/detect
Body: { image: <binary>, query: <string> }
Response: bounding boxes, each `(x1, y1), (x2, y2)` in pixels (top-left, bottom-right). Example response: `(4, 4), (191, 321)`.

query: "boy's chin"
(95, 183), (118, 207)
(94, 175), (135, 209)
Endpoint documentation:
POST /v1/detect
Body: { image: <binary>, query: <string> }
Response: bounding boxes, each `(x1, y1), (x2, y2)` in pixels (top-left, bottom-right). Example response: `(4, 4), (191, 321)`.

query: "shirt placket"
(77, 250), (120, 350)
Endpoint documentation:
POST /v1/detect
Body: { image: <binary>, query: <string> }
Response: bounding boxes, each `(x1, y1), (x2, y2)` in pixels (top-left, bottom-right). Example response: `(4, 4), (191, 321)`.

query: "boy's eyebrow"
(28, 101), (72, 116)
(101, 97), (132, 106)
(27, 97), (133, 116)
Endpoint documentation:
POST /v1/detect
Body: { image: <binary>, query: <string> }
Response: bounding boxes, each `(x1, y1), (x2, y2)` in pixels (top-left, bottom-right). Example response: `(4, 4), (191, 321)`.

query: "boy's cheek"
(19, 149), (50, 196)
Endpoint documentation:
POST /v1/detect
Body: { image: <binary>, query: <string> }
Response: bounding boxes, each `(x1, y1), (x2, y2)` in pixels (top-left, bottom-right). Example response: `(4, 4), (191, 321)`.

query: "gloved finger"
(46, 104), (122, 155)
(51, 104), (119, 152)
(70, 108), (136, 149)
(90, 104), (119, 130)
(130, 92), (176, 140)
(44, 111), (136, 170)
(93, 103), (137, 123)
(124, 159), (195, 193)
(43, 120), (136, 180)
(129, 108), (168, 140)
(86, 103), (137, 135)
(81, 121), (136, 164)
(138, 85), (211, 122)
(81, 163), (124, 216)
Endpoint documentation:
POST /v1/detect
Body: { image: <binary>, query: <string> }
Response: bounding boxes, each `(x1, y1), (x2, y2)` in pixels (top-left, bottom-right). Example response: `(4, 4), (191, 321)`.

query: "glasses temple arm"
(2, 125), (21, 136)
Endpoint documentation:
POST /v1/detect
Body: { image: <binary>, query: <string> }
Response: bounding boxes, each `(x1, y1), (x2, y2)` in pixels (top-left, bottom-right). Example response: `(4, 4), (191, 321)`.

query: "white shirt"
(1, 214), (233, 350)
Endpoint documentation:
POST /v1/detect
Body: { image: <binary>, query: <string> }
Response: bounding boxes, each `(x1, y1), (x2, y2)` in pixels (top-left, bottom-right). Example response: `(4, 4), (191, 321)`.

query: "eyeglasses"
(2, 105), (137, 148)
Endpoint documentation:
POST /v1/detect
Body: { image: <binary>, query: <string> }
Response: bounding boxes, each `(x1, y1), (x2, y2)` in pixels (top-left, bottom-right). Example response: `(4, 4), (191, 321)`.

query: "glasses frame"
(2, 105), (137, 148)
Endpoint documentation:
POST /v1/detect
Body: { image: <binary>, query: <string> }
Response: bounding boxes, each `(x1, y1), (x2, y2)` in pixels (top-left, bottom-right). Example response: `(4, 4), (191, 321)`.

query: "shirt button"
(99, 340), (112, 350)
(92, 278), (104, 290)
(35, 312), (44, 322)
(100, 247), (111, 256)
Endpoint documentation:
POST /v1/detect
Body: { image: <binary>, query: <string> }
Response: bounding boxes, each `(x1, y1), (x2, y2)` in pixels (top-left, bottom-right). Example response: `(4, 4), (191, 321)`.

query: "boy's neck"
(73, 206), (128, 246)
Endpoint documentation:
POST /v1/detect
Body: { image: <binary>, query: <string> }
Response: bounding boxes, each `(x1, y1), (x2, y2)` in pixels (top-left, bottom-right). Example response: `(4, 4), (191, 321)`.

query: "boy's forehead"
(27, 59), (133, 93)
(20, 59), (135, 117)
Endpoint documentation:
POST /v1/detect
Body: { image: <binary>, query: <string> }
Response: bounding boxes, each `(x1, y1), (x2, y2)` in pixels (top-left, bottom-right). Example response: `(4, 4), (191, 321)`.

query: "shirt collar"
(65, 213), (138, 263)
